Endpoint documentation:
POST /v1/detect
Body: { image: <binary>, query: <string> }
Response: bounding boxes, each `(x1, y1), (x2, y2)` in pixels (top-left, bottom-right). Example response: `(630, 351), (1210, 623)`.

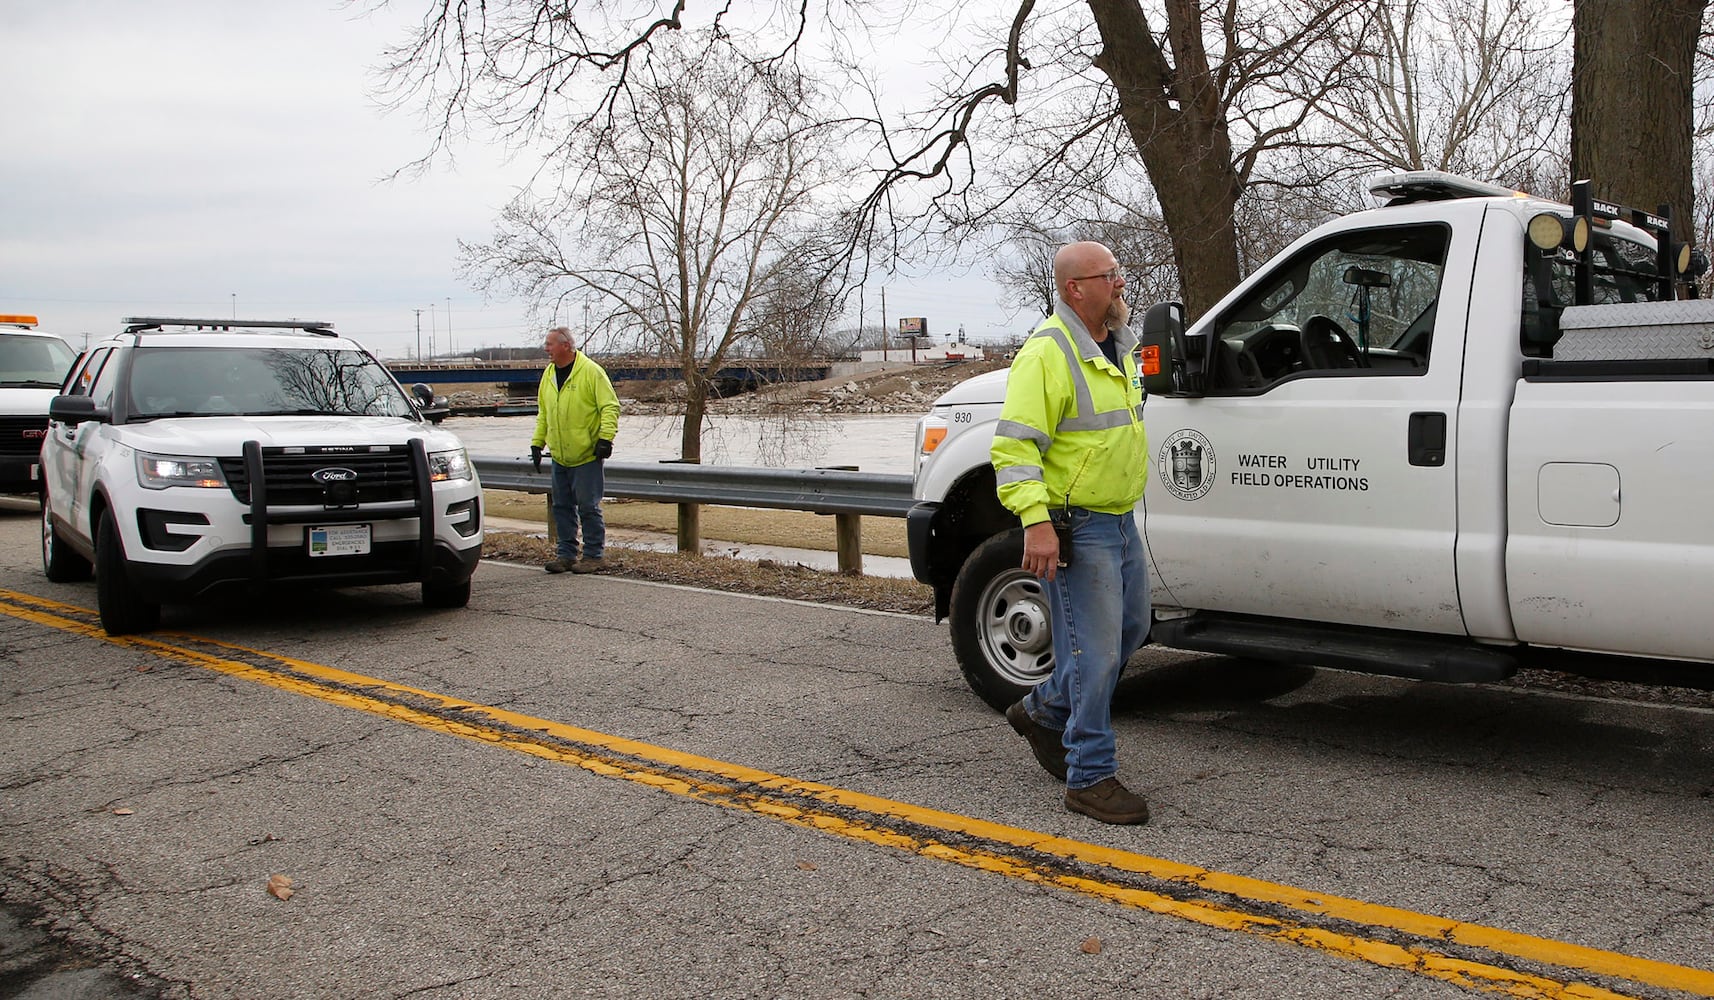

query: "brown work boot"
(570, 557), (605, 574)
(1005, 700), (1067, 781)
(1064, 777), (1150, 825)
(544, 558), (575, 574)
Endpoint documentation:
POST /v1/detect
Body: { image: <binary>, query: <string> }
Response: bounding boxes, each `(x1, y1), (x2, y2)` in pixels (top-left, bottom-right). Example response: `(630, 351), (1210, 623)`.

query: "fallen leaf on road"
(266, 874), (295, 901)
(1080, 937), (1102, 955)
(111, 807), (135, 816)
(796, 861), (817, 871)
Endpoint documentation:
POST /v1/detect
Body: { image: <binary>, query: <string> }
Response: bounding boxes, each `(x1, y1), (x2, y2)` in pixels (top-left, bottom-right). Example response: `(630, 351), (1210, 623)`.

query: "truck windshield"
(0, 336), (77, 387)
(126, 347), (415, 419)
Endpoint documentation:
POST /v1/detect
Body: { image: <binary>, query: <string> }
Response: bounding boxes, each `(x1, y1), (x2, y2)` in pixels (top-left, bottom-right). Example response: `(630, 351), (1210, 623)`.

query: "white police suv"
(0, 314), (77, 495)
(40, 317), (483, 634)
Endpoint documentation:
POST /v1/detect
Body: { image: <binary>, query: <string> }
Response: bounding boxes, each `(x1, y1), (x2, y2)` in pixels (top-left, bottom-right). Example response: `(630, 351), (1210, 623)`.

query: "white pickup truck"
(908, 172), (1714, 710)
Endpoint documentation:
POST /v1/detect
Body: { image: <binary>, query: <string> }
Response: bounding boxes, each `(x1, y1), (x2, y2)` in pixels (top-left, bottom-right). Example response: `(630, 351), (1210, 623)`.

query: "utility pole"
(445, 297), (453, 356)
(413, 309), (424, 361)
(880, 287), (888, 361)
(428, 306), (437, 360)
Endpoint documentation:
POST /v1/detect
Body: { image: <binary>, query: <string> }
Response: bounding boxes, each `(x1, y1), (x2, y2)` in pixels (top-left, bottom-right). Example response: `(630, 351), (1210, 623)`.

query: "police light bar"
(0, 314), (40, 327)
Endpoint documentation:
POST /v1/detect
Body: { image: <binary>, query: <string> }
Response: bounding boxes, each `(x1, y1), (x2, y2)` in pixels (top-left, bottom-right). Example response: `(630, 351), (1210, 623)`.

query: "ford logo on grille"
(311, 467), (359, 484)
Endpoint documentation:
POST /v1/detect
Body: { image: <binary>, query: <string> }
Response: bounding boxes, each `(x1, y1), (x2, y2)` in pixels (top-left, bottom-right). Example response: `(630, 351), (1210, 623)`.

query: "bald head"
(1052, 241), (1126, 336)
(1052, 241), (1115, 296)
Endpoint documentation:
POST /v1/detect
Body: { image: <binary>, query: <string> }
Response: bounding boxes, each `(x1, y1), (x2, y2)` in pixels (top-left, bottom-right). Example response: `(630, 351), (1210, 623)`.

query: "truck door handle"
(1409, 412), (1446, 467)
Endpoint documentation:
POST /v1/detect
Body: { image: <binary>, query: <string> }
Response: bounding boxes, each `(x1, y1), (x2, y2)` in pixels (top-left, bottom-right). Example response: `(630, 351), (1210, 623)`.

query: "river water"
(445, 412), (923, 475)
(449, 411), (926, 577)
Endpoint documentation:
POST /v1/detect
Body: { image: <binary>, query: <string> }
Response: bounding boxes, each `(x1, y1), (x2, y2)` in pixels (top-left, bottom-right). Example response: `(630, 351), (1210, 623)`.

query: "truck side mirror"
(1139, 302), (1201, 396)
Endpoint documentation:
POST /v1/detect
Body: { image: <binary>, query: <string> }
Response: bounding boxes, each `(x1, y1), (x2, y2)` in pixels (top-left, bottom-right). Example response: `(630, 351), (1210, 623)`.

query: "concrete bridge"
(387, 358), (836, 392)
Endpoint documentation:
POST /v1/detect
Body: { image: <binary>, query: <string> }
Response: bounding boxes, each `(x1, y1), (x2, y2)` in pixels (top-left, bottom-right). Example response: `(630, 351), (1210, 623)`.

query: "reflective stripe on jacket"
(531, 353), (621, 466)
(990, 306), (1148, 527)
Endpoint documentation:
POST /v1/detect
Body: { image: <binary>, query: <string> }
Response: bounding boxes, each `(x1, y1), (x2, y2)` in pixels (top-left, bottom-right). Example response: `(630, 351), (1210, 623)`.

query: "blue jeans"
(550, 459), (606, 561)
(1023, 509), (1151, 789)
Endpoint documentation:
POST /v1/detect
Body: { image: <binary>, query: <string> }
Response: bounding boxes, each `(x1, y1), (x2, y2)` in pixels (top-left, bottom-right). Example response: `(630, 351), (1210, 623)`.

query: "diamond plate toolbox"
(1555, 300), (1714, 361)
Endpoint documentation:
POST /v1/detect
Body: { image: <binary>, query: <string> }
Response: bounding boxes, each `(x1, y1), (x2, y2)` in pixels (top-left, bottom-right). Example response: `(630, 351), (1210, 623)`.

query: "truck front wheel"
(948, 529), (1055, 712)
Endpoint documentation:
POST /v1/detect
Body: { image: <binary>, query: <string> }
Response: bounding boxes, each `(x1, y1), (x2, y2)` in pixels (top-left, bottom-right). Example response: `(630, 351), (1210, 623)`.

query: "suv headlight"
(428, 447), (472, 482)
(136, 452), (228, 490)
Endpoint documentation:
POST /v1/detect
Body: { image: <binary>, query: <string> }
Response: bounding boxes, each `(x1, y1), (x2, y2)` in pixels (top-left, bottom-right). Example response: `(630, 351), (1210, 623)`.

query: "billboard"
(898, 316), (927, 336)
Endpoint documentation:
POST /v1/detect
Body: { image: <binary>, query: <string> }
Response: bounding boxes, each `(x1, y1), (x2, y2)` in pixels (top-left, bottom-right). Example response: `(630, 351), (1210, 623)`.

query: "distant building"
(860, 337), (987, 364)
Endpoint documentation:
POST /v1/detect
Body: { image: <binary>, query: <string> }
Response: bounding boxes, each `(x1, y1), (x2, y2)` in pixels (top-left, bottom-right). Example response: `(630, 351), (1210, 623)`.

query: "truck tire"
(948, 529), (1055, 712)
(41, 486), (92, 583)
(422, 578), (472, 609)
(96, 509), (160, 635)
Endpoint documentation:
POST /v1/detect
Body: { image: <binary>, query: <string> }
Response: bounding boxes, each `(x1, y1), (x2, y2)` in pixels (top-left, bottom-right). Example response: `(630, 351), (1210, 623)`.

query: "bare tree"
(989, 230), (1058, 320)
(378, 1), (1379, 324)
(458, 37), (854, 463)
(1323, 0), (1569, 187)
(987, 188), (1179, 327)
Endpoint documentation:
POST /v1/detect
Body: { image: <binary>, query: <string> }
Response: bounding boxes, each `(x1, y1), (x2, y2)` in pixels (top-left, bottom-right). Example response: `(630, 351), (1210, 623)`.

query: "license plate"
(308, 524), (371, 557)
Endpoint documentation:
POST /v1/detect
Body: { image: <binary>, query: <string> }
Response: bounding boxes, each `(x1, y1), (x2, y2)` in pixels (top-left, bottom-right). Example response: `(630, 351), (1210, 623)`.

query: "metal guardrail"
(471, 456), (916, 518)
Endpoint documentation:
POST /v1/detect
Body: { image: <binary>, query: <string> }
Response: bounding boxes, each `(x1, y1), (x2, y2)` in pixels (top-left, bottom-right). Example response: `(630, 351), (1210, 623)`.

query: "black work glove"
(593, 439), (612, 460)
(530, 445), (543, 473)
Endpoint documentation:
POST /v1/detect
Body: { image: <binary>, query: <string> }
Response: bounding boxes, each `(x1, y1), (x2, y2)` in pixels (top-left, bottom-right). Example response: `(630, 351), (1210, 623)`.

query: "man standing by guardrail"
(531, 327), (620, 574)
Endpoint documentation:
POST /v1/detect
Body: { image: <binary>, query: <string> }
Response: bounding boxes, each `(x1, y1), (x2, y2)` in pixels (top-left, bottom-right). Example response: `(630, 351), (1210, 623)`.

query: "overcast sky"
(3, 1), (1028, 360)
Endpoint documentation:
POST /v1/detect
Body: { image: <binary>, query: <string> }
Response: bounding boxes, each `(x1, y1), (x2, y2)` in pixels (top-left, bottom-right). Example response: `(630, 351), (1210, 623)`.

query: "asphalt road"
(3, 498), (1712, 1000)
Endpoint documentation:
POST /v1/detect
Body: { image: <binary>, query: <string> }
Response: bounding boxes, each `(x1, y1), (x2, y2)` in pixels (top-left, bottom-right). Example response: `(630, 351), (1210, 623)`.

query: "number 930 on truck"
(908, 171), (1714, 711)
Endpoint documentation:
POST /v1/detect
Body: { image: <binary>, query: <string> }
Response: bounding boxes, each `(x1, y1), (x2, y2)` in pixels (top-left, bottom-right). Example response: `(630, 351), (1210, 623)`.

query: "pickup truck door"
(1143, 211), (1482, 634)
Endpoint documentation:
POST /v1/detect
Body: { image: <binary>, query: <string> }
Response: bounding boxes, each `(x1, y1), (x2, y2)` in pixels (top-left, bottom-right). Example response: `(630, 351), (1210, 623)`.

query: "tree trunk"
(675, 378), (708, 554)
(1087, 0), (1243, 320)
(680, 383), (707, 464)
(1571, 0), (1704, 238)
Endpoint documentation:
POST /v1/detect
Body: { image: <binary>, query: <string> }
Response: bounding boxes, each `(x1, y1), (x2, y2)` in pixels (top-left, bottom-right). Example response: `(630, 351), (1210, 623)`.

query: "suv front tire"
(96, 509), (160, 635)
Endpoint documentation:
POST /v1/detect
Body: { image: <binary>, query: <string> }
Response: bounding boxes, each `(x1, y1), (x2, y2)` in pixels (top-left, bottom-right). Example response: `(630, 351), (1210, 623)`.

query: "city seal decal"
(1158, 429), (1214, 502)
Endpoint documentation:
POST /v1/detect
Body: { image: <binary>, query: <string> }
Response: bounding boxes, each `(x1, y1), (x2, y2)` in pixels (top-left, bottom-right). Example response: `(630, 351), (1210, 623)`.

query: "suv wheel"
(96, 509), (160, 635)
(41, 487), (92, 583)
(948, 529), (1055, 711)
(422, 578), (472, 609)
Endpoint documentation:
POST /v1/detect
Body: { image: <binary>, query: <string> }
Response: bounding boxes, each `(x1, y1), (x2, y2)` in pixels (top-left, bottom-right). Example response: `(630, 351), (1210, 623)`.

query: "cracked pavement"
(2, 499), (1713, 999)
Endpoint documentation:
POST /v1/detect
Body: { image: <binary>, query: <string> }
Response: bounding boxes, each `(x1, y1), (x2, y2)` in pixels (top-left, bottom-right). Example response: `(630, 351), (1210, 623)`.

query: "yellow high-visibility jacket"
(532, 353), (620, 466)
(991, 308), (1148, 527)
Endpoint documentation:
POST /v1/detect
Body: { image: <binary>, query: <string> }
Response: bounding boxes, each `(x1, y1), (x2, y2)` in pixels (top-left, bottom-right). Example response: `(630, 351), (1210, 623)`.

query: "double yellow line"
(3, 586), (1709, 1000)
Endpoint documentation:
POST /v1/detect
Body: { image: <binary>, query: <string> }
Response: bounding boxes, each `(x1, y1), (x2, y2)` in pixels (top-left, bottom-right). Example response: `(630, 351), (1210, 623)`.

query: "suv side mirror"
(49, 394), (109, 425)
(1139, 302), (1202, 396)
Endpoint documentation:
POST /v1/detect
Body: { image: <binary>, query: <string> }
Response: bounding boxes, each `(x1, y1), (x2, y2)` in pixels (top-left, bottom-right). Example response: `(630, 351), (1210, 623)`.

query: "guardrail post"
(834, 513), (863, 575)
(661, 459), (701, 555)
(819, 466), (863, 575)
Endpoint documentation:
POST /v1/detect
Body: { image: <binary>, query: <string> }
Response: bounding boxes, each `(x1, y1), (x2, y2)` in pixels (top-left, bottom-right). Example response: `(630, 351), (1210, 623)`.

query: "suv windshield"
(0, 335), (77, 387)
(126, 347), (415, 419)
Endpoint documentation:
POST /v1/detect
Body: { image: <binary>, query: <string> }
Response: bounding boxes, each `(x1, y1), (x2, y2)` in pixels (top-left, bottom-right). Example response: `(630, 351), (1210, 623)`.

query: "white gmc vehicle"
(0, 314), (77, 495)
(909, 172), (1714, 710)
(40, 318), (484, 634)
